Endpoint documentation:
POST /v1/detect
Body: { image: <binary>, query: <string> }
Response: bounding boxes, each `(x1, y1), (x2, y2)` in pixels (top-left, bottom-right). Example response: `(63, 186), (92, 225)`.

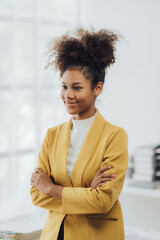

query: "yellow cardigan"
(30, 108), (129, 240)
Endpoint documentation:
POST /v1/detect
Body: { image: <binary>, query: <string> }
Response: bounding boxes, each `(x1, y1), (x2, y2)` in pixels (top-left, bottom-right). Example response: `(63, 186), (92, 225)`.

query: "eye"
(61, 85), (67, 89)
(74, 86), (81, 90)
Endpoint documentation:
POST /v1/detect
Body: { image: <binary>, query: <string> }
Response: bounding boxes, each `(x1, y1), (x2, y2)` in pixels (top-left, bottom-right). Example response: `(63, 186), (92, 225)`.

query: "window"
(0, 0), (80, 221)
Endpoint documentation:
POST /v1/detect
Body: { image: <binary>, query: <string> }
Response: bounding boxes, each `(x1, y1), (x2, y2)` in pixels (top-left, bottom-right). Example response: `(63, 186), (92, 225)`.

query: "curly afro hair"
(45, 28), (120, 89)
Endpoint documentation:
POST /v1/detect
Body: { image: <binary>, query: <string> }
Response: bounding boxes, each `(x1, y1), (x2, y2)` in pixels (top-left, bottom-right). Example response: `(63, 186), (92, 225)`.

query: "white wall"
(80, 0), (160, 157)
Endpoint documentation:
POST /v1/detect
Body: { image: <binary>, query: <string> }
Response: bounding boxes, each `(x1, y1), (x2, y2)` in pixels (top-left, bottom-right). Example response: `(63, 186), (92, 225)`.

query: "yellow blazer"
(30, 108), (129, 240)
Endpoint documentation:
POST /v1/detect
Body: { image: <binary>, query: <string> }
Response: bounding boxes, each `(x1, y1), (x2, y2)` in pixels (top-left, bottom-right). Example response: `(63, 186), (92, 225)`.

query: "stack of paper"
(132, 144), (160, 183)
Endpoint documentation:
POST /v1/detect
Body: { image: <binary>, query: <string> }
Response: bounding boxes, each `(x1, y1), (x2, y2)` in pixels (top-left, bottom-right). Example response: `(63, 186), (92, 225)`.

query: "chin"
(65, 107), (78, 115)
(66, 108), (80, 115)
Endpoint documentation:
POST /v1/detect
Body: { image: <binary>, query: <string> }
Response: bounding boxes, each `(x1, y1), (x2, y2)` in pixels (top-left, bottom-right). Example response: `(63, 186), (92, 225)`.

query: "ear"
(93, 81), (103, 97)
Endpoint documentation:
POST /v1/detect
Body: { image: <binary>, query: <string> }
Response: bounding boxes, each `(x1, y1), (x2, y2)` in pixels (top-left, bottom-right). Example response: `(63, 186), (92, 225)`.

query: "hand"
(31, 168), (54, 195)
(90, 166), (115, 189)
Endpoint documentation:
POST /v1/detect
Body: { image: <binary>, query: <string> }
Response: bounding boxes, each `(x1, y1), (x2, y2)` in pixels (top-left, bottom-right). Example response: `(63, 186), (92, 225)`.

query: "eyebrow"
(62, 82), (84, 85)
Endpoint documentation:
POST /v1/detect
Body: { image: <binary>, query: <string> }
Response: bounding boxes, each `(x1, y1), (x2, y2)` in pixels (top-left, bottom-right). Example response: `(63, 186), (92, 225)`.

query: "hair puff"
(45, 28), (120, 77)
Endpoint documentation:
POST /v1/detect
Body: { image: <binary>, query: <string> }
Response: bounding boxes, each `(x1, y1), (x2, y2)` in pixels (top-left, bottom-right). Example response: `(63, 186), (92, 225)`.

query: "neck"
(73, 108), (96, 120)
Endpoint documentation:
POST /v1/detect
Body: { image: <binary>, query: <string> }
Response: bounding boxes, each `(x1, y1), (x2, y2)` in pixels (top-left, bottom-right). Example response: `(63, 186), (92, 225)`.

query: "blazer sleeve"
(30, 128), (62, 212)
(61, 127), (129, 215)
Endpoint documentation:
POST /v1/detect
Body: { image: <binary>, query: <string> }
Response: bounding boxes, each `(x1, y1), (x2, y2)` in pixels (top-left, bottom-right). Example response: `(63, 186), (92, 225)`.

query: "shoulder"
(99, 118), (129, 159)
(97, 109), (128, 140)
(45, 121), (69, 141)
(105, 120), (127, 136)
(49, 121), (67, 133)
(101, 117), (128, 145)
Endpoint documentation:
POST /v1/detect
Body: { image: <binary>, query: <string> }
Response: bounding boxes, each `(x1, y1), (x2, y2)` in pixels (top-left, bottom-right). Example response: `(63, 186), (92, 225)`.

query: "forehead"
(62, 70), (90, 85)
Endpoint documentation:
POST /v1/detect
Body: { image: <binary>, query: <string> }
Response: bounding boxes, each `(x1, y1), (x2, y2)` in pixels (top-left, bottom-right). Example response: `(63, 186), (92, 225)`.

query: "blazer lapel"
(55, 108), (106, 188)
(55, 118), (73, 187)
(72, 108), (106, 187)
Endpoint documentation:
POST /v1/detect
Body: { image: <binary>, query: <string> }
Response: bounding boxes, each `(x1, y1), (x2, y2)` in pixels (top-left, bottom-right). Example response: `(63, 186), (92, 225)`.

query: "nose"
(64, 88), (75, 98)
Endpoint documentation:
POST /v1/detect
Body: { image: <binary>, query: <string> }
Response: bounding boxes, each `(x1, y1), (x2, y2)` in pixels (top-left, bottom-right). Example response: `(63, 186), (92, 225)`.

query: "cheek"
(80, 91), (93, 102)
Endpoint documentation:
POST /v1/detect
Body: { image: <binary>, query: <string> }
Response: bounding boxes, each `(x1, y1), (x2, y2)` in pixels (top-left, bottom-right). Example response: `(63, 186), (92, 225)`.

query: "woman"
(30, 28), (129, 240)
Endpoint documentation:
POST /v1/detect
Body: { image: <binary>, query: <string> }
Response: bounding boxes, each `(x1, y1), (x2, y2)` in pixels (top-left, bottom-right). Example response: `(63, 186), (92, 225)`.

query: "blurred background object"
(131, 145), (160, 185)
(0, 0), (160, 238)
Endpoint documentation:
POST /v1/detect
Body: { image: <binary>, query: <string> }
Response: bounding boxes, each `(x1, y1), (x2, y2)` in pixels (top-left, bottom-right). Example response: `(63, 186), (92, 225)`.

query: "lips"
(66, 102), (78, 104)
(65, 101), (78, 106)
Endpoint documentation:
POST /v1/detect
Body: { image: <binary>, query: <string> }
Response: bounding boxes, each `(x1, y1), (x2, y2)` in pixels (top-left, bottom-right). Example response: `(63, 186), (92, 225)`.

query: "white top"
(66, 111), (97, 182)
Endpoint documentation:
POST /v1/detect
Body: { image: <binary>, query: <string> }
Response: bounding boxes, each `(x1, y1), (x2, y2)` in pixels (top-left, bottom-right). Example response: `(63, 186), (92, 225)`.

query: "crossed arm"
(31, 165), (115, 200)
(30, 127), (128, 214)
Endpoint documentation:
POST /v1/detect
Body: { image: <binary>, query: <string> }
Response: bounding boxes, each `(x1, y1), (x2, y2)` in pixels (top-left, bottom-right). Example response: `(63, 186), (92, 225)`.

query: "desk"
(120, 179), (160, 231)
(0, 214), (160, 240)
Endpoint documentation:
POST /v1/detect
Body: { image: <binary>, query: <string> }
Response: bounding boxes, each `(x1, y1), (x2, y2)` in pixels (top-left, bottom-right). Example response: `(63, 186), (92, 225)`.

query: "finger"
(92, 176), (107, 188)
(31, 172), (39, 180)
(102, 173), (116, 178)
(91, 172), (115, 189)
(95, 176), (114, 186)
(91, 173), (115, 188)
(99, 166), (112, 172)
(100, 177), (115, 182)
(90, 177), (101, 188)
(92, 175), (115, 187)
(91, 181), (108, 189)
(98, 166), (112, 175)
(35, 167), (44, 174)
(96, 178), (114, 188)
(97, 173), (115, 180)
(31, 181), (38, 188)
(31, 175), (37, 182)
(95, 182), (109, 188)
(30, 179), (36, 186)
(32, 172), (39, 177)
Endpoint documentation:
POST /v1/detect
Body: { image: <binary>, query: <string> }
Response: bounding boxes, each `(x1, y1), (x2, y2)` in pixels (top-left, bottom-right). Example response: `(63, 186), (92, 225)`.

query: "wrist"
(47, 182), (56, 196)
(47, 183), (64, 200)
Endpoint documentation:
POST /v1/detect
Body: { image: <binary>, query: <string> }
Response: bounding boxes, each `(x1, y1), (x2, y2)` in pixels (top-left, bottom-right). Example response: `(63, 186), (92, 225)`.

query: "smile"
(65, 102), (78, 106)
